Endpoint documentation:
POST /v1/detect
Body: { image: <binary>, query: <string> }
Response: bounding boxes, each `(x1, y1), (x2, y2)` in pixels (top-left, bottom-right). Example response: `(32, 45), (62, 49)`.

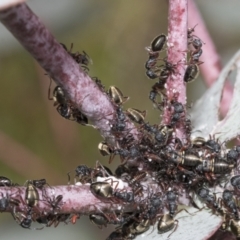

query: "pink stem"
(1, 185), (121, 214)
(188, 0), (233, 116)
(163, 0), (187, 140)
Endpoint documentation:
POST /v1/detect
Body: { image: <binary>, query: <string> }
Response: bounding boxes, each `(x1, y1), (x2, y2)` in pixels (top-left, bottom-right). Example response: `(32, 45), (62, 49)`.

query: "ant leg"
(67, 172), (71, 185)
(109, 153), (116, 164)
(105, 178), (119, 192)
(48, 78), (53, 100)
(176, 207), (196, 216)
(167, 219), (179, 239)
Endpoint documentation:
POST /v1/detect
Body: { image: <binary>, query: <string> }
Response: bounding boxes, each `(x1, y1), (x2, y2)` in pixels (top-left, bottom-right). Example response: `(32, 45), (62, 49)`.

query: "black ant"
(60, 43), (91, 71)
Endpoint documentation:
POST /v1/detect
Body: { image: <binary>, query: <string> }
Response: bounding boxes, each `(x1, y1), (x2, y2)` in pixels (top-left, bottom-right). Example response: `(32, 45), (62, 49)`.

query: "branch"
(3, 185), (121, 214)
(162, 0), (187, 140)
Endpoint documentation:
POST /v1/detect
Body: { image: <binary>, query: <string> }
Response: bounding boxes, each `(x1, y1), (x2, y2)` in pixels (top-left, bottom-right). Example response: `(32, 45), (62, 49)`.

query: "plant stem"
(162, 0), (187, 140)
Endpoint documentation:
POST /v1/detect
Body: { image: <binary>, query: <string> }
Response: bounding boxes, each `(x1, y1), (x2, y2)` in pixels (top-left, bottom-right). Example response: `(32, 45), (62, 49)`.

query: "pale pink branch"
(0, 3), (138, 141)
(188, 0), (233, 116)
(1, 185), (122, 214)
(163, 0), (187, 140)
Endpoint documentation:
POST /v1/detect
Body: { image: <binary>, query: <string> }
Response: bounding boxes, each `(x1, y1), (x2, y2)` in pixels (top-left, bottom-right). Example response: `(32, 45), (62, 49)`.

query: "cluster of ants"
(1, 27), (240, 240)
(93, 29), (240, 239)
(146, 25), (202, 110)
(0, 177), (70, 229)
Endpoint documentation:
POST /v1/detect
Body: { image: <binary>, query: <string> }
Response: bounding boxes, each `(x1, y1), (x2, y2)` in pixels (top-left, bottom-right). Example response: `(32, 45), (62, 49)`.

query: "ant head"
(188, 24), (198, 35)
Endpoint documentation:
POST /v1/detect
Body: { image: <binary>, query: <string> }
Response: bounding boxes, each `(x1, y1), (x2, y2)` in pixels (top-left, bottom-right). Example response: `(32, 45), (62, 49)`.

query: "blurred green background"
(0, 0), (239, 239)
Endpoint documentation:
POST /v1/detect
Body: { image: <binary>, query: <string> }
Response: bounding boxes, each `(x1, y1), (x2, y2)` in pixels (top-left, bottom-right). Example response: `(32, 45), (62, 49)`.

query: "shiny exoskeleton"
(12, 208), (44, 230)
(155, 125), (173, 146)
(48, 84), (71, 120)
(158, 213), (177, 236)
(187, 25), (204, 66)
(150, 34), (167, 53)
(170, 150), (202, 167)
(196, 158), (234, 174)
(71, 108), (89, 126)
(197, 188), (220, 212)
(115, 165), (130, 178)
(48, 195), (63, 212)
(159, 59), (179, 82)
(89, 214), (108, 228)
(126, 108), (146, 124)
(184, 64), (199, 83)
(146, 68), (161, 79)
(20, 209), (32, 229)
(220, 211), (240, 238)
(114, 191), (134, 202)
(106, 230), (124, 240)
(108, 86), (129, 105)
(121, 218), (150, 238)
(226, 149), (239, 164)
(177, 172), (203, 189)
(93, 162), (113, 179)
(191, 48), (203, 63)
(166, 190), (178, 217)
(0, 176), (14, 186)
(75, 165), (92, 183)
(146, 194), (163, 219)
(90, 181), (113, 199)
(36, 213), (70, 228)
(205, 139), (221, 153)
(48, 83), (89, 125)
(231, 175), (240, 189)
(0, 193), (20, 211)
(28, 179), (47, 189)
(229, 218), (240, 237)
(149, 79), (166, 104)
(222, 190), (239, 220)
(25, 181), (39, 207)
(169, 101), (185, 127)
(172, 101), (184, 114)
(61, 43), (91, 67)
(111, 107), (126, 132)
(145, 57), (158, 71)
(145, 34), (167, 80)
(191, 136), (206, 147)
(53, 214), (71, 227)
(50, 83), (88, 125)
(145, 34), (166, 74)
(98, 142), (112, 156)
